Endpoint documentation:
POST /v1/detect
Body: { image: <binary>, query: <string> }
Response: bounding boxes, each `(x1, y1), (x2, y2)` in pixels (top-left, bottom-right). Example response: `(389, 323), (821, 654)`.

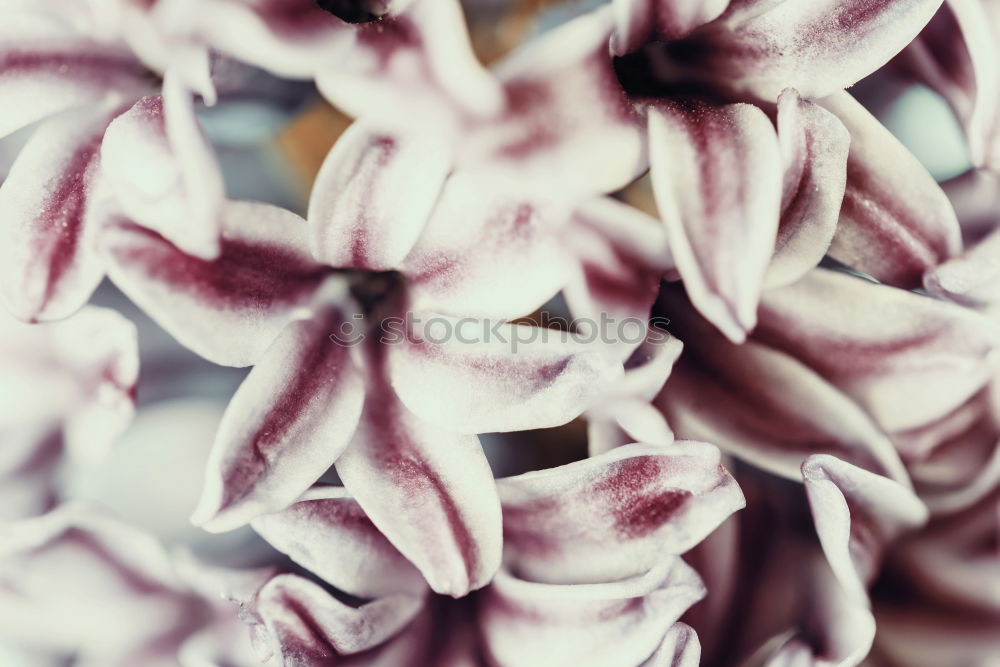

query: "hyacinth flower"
(236, 442), (744, 666)
(95, 198), (661, 597)
(0, 503), (263, 666)
(894, 0), (1000, 172)
(0, 305), (137, 520)
(589, 0), (961, 343)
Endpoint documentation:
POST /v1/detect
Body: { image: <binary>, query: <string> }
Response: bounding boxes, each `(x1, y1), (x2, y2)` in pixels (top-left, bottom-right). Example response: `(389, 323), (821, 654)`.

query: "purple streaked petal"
(765, 88), (850, 289)
(656, 285), (911, 483)
(648, 100), (782, 343)
(308, 119), (449, 271)
(820, 91), (962, 287)
(803, 455), (929, 604)
(498, 441), (743, 585)
(251, 574), (425, 662)
(389, 313), (623, 434)
(336, 378), (502, 597)
(192, 304), (366, 532)
(694, 0), (945, 99)
(0, 107), (115, 322)
(101, 73), (224, 260)
(402, 173), (577, 319)
(611, 0), (731, 55)
(481, 559), (704, 667)
(456, 7), (645, 198)
(757, 268), (1000, 433)
(251, 486), (426, 599)
(100, 201), (332, 367)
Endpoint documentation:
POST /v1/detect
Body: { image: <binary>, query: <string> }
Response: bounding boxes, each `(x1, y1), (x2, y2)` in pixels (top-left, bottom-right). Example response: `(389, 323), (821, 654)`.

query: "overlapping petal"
(611, 0), (732, 54)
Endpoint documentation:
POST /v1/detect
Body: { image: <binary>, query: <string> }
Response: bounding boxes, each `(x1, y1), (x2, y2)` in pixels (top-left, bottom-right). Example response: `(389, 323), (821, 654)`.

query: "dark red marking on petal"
(255, 0), (345, 36)
(592, 457), (692, 539)
(355, 16), (421, 70)
(107, 223), (331, 312)
(1, 50), (146, 86)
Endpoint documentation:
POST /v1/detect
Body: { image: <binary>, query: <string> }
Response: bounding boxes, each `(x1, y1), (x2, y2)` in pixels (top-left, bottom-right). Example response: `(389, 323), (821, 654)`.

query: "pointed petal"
(820, 91), (962, 287)
(389, 313), (623, 434)
(252, 574), (424, 662)
(402, 173), (577, 319)
(765, 88), (850, 288)
(101, 201), (332, 367)
(307, 119), (449, 271)
(0, 107), (115, 322)
(697, 0), (945, 99)
(336, 381), (502, 597)
(481, 559), (705, 667)
(251, 486), (426, 599)
(498, 441), (744, 585)
(656, 285), (911, 483)
(612, 0), (731, 54)
(648, 100), (782, 343)
(457, 7), (645, 198)
(193, 304), (366, 532)
(924, 226), (1000, 310)
(757, 268), (1000, 433)
(803, 455), (929, 605)
(101, 73), (224, 260)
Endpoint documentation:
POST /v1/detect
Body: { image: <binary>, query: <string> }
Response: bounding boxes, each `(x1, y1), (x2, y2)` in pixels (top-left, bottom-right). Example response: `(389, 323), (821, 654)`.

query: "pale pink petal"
(101, 73), (224, 260)
(924, 225), (1000, 310)
(250, 486), (426, 599)
(765, 88), (850, 289)
(192, 303), (366, 532)
(100, 201), (332, 367)
(481, 559), (704, 667)
(695, 0), (945, 99)
(611, 0), (731, 54)
(336, 373), (502, 597)
(316, 0), (503, 120)
(648, 100), (782, 343)
(402, 173), (577, 319)
(0, 106), (117, 322)
(640, 623), (701, 667)
(803, 455), (929, 604)
(251, 574), (425, 663)
(456, 7), (645, 198)
(498, 441), (744, 585)
(757, 268), (1000, 433)
(656, 285), (910, 483)
(0, 15), (148, 137)
(308, 119), (449, 271)
(820, 91), (962, 287)
(389, 313), (623, 434)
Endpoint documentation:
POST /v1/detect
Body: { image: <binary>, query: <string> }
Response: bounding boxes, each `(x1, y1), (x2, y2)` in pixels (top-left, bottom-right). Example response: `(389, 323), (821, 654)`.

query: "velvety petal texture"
(101, 201), (332, 367)
(192, 301), (366, 532)
(611, 0), (732, 54)
(648, 100), (782, 342)
(498, 442), (745, 585)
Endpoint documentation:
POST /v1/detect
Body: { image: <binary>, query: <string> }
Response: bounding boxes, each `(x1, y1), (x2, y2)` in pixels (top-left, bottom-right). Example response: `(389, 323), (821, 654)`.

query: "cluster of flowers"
(0, 0), (998, 665)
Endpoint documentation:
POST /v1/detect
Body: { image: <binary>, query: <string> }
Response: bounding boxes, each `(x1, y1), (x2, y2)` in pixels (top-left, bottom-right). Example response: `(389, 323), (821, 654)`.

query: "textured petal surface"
(498, 442), (744, 585)
(695, 0), (945, 99)
(821, 92), (962, 287)
(648, 100), (782, 343)
(193, 304), (366, 532)
(611, 0), (731, 54)
(0, 107), (115, 322)
(639, 623), (701, 667)
(251, 486), (426, 599)
(389, 313), (623, 434)
(481, 560), (705, 667)
(308, 119), (450, 271)
(337, 355), (502, 597)
(101, 201), (332, 367)
(765, 88), (850, 288)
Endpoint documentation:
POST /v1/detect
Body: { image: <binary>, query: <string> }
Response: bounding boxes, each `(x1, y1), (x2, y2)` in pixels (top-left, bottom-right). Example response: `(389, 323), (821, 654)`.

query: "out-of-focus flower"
(238, 442), (744, 666)
(0, 502), (263, 666)
(0, 305), (137, 519)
